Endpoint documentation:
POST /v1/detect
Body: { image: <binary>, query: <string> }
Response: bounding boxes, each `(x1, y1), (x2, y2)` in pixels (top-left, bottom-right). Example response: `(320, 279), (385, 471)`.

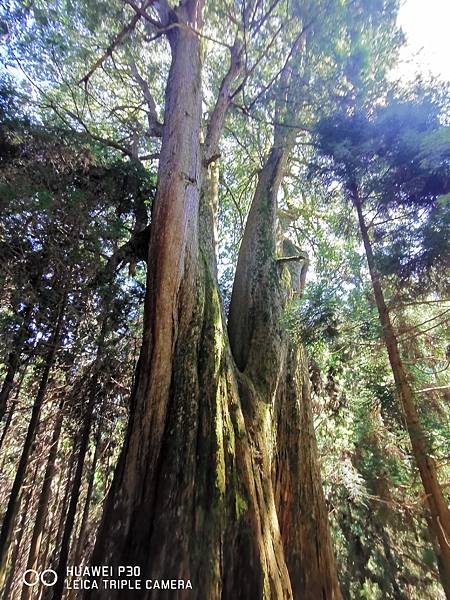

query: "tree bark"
(0, 294), (66, 580)
(39, 443), (78, 600)
(228, 141), (342, 599)
(51, 314), (108, 600)
(39, 452), (65, 589)
(0, 361), (28, 455)
(87, 5), (215, 595)
(273, 345), (343, 599)
(353, 187), (450, 598)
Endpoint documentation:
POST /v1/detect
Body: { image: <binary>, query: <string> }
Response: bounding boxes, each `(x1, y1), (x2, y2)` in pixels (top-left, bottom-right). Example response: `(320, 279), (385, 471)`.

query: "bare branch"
(202, 0), (265, 164)
(98, 226), (151, 283)
(79, 0), (153, 86)
(124, 0), (162, 28)
(47, 101), (135, 156)
(416, 385), (450, 394)
(276, 255), (308, 264)
(220, 175), (245, 233)
(230, 22), (283, 101)
(129, 58), (163, 137)
(138, 152), (160, 161)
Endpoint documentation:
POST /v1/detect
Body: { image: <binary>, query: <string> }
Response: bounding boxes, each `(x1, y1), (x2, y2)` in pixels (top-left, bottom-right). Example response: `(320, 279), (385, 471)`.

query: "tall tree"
(315, 96), (450, 597)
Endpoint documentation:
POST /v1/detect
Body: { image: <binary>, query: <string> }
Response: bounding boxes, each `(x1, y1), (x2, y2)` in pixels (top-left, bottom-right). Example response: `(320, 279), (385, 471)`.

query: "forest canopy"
(0, 1), (449, 599)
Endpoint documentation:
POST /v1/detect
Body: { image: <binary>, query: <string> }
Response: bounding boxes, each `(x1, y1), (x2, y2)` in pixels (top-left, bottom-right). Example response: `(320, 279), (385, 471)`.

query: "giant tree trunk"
(0, 295), (66, 580)
(353, 189), (450, 598)
(228, 141), (343, 599)
(87, 4), (341, 599)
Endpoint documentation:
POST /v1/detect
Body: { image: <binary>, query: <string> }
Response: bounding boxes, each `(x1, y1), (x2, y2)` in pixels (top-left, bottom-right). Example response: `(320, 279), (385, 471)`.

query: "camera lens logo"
(22, 569), (58, 587)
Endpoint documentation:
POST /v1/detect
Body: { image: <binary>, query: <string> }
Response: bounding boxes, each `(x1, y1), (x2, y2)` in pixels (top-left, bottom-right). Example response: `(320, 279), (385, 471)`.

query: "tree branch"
(127, 0), (231, 48)
(203, 38), (243, 163)
(79, 0), (153, 86)
(275, 254), (308, 264)
(98, 225), (151, 283)
(129, 58), (163, 137)
(417, 385), (450, 394)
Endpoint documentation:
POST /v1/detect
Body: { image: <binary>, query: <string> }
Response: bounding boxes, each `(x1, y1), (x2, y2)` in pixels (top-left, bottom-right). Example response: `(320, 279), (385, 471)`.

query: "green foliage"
(314, 90), (450, 295)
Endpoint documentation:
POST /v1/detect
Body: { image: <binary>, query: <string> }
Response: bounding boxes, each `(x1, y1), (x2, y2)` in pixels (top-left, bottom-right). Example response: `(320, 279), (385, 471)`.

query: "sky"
(396, 0), (450, 81)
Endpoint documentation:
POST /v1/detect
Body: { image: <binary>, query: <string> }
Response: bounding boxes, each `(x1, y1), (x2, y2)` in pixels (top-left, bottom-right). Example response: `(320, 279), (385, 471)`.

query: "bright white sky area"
(396, 0), (450, 81)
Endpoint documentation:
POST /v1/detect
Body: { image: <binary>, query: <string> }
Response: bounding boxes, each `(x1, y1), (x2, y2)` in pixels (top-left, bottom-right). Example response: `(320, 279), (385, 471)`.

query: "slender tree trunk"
(0, 402), (15, 466)
(0, 352), (21, 423)
(51, 311), (109, 600)
(0, 362), (28, 454)
(377, 525), (409, 600)
(20, 400), (65, 600)
(0, 295), (66, 580)
(353, 188), (450, 598)
(51, 385), (97, 600)
(0, 306), (32, 422)
(1, 461), (38, 600)
(73, 427), (102, 567)
(47, 444), (77, 582)
(39, 454), (65, 583)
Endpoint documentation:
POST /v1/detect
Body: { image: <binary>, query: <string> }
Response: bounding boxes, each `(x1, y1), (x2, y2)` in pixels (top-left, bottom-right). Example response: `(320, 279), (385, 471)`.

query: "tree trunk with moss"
(87, 3), (341, 598)
(273, 345), (343, 599)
